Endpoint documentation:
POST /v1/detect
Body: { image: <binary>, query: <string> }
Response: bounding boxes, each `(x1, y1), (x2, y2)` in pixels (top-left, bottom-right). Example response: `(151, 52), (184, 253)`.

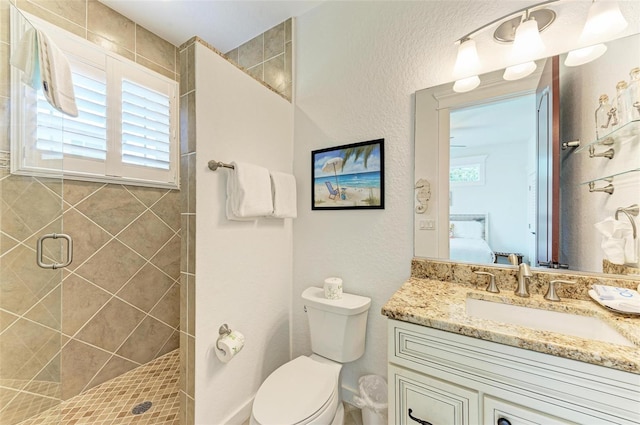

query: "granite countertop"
(382, 277), (640, 374)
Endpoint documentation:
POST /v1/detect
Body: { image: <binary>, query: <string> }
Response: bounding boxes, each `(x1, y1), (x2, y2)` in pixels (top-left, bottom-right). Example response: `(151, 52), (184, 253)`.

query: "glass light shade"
(581, 0), (628, 43)
(503, 61), (537, 81)
(453, 38), (480, 80)
(564, 43), (607, 67)
(511, 18), (546, 63)
(453, 75), (481, 93)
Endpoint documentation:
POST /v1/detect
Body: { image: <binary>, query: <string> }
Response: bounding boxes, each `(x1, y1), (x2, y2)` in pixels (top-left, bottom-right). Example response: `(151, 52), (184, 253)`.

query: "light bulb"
(511, 17), (546, 63)
(453, 38), (480, 80)
(503, 62), (537, 81)
(453, 75), (481, 93)
(564, 43), (607, 67)
(581, 0), (628, 43)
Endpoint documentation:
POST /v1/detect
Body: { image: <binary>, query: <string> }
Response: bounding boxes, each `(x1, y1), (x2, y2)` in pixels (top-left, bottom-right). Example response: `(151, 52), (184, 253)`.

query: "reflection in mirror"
(414, 33), (640, 276)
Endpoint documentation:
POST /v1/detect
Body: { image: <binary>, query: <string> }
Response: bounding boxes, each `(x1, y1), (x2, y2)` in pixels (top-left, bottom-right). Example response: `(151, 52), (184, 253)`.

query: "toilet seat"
(252, 356), (338, 425)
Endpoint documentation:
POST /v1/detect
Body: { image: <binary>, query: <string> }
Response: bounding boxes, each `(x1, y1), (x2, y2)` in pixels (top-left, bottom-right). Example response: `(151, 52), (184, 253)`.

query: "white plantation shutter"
(11, 10), (178, 189)
(121, 79), (171, 170)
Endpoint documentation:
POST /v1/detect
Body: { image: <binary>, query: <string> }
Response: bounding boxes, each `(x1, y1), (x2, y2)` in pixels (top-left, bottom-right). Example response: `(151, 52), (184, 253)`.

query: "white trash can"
(353, 375), (388, 425)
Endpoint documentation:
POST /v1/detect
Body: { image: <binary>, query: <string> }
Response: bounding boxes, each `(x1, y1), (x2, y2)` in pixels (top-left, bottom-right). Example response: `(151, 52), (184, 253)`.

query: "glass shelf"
(575, 119), (640, 153)
(580, 168), (640, 186)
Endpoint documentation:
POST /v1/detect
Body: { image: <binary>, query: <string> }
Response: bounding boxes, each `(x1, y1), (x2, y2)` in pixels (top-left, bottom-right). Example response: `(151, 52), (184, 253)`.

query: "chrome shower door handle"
(36, 233), (73, 269)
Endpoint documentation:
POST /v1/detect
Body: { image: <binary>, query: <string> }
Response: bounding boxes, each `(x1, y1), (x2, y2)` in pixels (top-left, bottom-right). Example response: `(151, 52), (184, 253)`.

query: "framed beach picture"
(311, 139), (384, 210)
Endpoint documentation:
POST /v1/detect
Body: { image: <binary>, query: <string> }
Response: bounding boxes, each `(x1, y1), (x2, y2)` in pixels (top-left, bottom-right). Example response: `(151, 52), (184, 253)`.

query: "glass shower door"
(0, 5), (66, 424)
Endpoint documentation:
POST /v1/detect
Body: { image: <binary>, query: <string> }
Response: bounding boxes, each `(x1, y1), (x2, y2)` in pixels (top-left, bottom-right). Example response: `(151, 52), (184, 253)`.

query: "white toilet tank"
(302, 287), (371, 363)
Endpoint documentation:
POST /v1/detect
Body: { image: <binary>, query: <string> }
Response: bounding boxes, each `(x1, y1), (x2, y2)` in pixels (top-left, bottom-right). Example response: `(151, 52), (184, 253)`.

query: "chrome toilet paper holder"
(216, 324), (232, 351)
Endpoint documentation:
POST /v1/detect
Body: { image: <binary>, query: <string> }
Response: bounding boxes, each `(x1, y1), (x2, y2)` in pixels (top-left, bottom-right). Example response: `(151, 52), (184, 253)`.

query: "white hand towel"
(270, 171), (297, 218)
(226, 161), (273, 219)
(10, 26), (78, 117)
(225, 175), (256, 222)
(10, 27), (40, 88)
(594, 217), (636, 264)
(36, 29), (78, 117)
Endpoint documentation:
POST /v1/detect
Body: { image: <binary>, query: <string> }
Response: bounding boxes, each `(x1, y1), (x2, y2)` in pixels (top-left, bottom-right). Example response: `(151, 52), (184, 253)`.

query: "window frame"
(10, 10), (179, 189)
(449, 155), (487, 187)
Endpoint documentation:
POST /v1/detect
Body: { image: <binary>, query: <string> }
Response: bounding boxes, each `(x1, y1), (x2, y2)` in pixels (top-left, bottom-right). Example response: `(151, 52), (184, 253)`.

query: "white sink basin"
(465, 297), (635, 347)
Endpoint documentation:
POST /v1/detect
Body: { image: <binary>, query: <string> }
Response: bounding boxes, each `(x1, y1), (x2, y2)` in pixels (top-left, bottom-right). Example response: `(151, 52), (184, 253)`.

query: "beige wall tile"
(285, 18), (292, 43)
(74, 239), (145, 294)
(179, 48), (187, 96)
(0, 0), (9, 43)
(62, 180), (105, 207)
(150, 282), (179, 328)
(116, 316), (174, 364)
(61, 338), (111, 399)
(16, 0), (85, 38)
(117, 263), (174, 313)
(151, 190), (180, 231)
(25, 0), (86, 27)
(86, 32), (135, 62)
(62, 274), (111, 336)
(136, 24), (176, 72)
(86, 355), (137, 389)
(125, 185), (167, 207)
(74, 297), (145, 352)
(118, 210), (175, 259)
(1, 42), (10, 99)
(23, 284), (61, 329)
(225, 47), (239, 66)
(264, 54), (286, 92)
(187, 153), (196, 214)
(150, 234), (181, 281)
(62, 208), (111, 269)
(187, 334), (195, 398)
(136, 54), (177, 81)
(186, 42), (195, 93)
(74, 184), (146, 236)
(187, 274), (195, 337)
(180, 274), (187, 332)
(264, 23), (285, 60)
(187, 215), (195, 274)
(155, 329), (179, 357)
(238, 35), (263, 69)
(285, 41), (292, 84)
(179, 332), (187, 392)
(180, 215), (188, 273)
(87, 0), (135, 52)
(246, 63), (263, 81)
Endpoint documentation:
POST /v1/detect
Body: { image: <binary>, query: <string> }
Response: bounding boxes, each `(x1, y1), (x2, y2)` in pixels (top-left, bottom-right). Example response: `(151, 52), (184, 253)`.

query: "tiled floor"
(17, 350), (179, 425)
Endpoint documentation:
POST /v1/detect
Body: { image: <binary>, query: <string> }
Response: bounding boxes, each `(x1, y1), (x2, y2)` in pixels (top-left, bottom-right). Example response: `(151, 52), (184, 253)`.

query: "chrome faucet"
(515, 263), (531, 297)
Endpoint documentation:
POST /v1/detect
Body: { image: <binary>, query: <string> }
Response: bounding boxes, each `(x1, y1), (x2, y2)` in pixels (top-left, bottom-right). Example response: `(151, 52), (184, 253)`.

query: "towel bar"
(615, 204), (639, 239)
(208, 160), (235, 171)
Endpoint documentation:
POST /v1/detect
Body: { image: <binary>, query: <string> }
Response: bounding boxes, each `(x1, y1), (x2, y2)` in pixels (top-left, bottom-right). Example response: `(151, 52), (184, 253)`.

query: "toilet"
(250, 286), (371, 425)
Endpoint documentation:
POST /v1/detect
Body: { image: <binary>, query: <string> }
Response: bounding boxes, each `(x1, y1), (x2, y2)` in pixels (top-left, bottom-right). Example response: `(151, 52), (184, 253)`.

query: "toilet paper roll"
(324, 277), (343, 300)
(215, 330), (245, 363)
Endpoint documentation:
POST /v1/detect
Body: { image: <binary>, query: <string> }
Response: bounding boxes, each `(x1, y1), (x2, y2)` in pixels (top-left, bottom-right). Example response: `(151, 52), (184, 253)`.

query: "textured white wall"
(292, 0), (640, 397)
(194, 43), (293, 424)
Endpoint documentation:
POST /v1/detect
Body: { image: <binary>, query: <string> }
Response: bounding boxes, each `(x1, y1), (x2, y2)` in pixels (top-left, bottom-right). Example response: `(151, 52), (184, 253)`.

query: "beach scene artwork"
(312, 139), (384, 210)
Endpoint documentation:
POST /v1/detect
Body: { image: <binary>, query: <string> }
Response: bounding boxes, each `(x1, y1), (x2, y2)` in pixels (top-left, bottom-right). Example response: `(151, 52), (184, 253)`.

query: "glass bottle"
(611, 80), (630, 127)
(595, 94), (613, 138)
(628, 67), (640, 122)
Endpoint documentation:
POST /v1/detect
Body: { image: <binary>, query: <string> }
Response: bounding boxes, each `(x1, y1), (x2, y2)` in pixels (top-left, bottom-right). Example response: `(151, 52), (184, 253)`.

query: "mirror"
(414, 32), (640, 276)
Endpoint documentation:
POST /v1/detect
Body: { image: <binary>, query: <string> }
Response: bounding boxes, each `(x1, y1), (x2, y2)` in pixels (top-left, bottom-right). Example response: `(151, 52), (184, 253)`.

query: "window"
(11, 10), (179, 189)
(450, 155), (486, 186)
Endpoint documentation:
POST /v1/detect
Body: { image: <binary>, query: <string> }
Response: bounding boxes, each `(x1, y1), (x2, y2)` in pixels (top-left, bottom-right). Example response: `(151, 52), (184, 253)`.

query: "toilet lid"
(253, 356), (336, 425)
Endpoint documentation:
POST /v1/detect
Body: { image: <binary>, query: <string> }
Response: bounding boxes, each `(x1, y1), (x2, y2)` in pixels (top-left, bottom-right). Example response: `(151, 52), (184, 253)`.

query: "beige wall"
(0, 1), (180, 424)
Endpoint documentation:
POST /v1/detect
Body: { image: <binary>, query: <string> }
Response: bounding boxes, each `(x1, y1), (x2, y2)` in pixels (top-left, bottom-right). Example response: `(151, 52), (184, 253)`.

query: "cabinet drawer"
(390, 364), (479, 425)
(483, 396), (576, 425)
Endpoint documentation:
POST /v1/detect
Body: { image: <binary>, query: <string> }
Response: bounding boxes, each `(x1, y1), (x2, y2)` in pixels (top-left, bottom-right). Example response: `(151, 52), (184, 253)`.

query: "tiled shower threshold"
(17, 349), (179, 425)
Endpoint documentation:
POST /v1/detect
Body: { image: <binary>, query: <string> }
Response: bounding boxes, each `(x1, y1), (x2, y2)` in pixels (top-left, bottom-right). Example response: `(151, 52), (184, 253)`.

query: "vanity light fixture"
(565, 0), (628, 67)
(451, 2), (556, 92)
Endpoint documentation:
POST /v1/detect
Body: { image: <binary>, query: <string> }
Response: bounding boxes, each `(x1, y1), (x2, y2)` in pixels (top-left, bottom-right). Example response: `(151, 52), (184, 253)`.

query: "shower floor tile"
(18, 349), (180, 425)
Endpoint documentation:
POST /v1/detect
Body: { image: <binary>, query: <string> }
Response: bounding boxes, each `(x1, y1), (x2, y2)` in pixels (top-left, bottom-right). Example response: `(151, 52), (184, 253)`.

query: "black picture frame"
(311, 139), (385, 210)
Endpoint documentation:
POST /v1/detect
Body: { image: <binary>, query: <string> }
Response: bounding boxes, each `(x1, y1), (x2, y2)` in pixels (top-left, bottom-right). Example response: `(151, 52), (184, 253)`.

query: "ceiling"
(450, 94), (537, 151)
(98, 0), (323, 53)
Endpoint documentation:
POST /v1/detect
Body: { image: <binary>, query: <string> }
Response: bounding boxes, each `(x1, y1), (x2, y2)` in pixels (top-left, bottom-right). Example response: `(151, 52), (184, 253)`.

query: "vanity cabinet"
(388, 319), (640, 425)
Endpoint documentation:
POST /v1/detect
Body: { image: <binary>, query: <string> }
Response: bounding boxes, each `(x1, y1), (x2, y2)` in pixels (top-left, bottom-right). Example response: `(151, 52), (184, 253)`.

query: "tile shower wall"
(178, 37), (196, 425)
(225, 19), (293, 101)
(0, 1), (180, 424)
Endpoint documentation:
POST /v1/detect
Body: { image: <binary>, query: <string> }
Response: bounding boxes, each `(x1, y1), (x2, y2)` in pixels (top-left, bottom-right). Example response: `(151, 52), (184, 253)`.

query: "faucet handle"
(474, 271), (499, 293)
(545, 279), (575, 302)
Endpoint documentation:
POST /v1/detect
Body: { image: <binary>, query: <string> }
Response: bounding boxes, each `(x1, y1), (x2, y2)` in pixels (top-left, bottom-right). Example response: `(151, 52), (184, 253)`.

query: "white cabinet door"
(483, 396), (576, 425)
(390, 365), (479, 425)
